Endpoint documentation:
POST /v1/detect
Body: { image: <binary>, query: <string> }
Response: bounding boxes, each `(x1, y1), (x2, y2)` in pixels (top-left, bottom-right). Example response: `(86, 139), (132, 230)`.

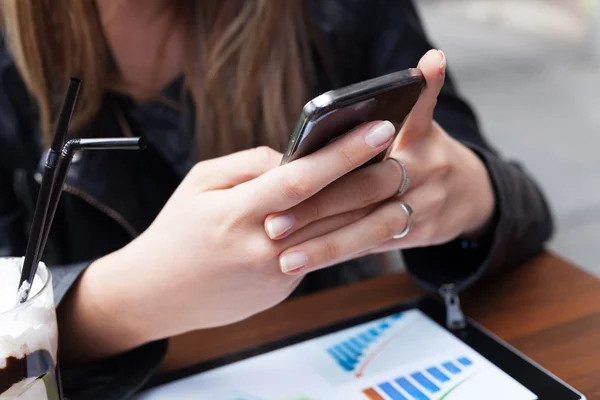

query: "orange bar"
(362, 388), (385, 400)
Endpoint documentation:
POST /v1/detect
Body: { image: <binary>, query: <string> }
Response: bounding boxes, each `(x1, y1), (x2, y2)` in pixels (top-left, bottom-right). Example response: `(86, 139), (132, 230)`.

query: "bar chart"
(362, 356), (474, 400)
(136, 309), (537, 400)
(326, 313), (403, 374)
(310, 310), (482, 386)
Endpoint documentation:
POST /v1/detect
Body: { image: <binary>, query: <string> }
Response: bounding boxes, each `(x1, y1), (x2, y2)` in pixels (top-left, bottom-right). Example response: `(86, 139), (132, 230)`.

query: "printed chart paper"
(135, 310), (538, 400)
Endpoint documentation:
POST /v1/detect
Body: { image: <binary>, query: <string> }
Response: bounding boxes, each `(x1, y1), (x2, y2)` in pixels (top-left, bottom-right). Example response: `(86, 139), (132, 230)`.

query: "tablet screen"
(137, 309), (538, 400)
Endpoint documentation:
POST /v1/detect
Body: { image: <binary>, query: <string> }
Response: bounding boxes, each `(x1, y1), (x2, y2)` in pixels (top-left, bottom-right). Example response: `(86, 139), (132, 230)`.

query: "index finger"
(188, 146), (282, 192)
(239, 120), (396, 213)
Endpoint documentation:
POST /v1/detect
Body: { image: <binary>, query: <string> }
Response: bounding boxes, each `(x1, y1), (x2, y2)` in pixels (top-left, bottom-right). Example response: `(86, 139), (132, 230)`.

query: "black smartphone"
(281, 68), (425, 165)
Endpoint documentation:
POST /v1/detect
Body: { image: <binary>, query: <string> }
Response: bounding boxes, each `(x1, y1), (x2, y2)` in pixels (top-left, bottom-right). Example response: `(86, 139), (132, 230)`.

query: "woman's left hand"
(265, 49), (496, 274)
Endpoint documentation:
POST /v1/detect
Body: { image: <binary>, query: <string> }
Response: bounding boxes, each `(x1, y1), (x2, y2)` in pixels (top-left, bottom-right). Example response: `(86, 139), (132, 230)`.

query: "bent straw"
(17, 78), (81, 303)
(35, 137), (147, 269)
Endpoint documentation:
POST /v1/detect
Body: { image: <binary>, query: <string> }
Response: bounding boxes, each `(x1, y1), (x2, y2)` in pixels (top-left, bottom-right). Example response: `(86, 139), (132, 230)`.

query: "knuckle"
(356, 171), (382, 206)
(248, 237), (279, 265)
(282, 174), (314, 202)
(338, 144), (361, 170)
(306, 198), (323, 221)
(189, 161), (207, 180)
(323, 239), (340, 262)
(219, 207), (250, 238)
(254, 146), (280, 166)
(375, 212), (404, 242)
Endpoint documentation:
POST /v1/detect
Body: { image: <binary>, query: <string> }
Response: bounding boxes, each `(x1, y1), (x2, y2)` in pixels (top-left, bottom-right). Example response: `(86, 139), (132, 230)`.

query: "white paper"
(135, 310), (538, 400)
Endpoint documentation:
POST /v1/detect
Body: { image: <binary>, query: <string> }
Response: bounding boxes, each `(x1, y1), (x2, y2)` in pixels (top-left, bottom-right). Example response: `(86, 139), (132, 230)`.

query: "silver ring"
(392, 201), (415, 239)
(388, 157), (410, 197)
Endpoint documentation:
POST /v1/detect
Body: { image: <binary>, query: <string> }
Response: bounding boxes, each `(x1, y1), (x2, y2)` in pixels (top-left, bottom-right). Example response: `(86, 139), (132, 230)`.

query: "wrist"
(463, 197), (495, 239)
(462, 151), (497, 239)
(59, 243), (157, 362)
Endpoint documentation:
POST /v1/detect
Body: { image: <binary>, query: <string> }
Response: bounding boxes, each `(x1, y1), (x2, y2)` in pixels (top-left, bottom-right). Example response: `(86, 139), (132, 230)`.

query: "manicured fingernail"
(266, 215), (295, 239)
(437, 49), (446, 73)
(365, 121), (395, 148)
(280, 252), (308, 273)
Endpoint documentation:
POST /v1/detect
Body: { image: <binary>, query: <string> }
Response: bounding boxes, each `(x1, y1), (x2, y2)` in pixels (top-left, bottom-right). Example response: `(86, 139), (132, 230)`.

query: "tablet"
(136, 297), (585, 400)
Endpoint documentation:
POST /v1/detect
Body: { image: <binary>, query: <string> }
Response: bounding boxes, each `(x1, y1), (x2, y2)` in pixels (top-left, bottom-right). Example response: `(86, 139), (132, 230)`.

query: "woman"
(0, 0), (552, 398)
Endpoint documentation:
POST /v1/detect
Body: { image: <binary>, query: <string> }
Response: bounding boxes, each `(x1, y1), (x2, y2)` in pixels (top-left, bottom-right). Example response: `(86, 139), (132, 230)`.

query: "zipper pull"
(440, 283), (466, 330)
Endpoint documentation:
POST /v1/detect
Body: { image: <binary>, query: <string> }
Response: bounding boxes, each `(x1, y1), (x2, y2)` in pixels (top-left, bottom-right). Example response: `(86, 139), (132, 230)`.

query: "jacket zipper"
(404, 270), (468, 331)
(439, 283), (466, 330)
(34, 173), (138, 239)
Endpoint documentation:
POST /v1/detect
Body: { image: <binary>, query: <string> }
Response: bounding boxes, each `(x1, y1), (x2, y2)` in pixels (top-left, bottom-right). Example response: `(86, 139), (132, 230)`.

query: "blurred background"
(414, 0), (600, 276)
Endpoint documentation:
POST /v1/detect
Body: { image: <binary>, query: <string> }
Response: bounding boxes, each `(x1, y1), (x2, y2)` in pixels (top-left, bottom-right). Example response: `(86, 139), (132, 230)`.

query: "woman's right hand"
(59, 120), (397, 361)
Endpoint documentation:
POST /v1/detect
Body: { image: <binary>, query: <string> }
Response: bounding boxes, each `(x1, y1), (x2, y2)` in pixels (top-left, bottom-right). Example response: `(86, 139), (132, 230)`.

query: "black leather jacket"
(0, 1), (553, 398)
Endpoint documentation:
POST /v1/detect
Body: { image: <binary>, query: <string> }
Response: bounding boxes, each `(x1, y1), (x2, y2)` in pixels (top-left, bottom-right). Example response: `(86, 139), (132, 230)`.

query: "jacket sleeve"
(364, 0), (554, 292)
(0, 53), (166, 399)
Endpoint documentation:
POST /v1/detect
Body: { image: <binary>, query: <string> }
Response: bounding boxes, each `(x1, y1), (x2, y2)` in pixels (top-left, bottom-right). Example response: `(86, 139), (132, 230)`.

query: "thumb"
(402, 49), (446, 136)
(188, 146), (283, 191)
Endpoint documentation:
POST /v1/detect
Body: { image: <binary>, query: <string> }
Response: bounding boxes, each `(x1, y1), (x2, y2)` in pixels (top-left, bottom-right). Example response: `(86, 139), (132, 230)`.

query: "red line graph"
(355, 318), (418, 378)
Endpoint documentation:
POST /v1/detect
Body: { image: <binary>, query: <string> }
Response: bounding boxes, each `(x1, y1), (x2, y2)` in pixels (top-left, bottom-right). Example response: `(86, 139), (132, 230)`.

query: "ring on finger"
(392, 201), (415, 239)
(388, 157), (410, 196)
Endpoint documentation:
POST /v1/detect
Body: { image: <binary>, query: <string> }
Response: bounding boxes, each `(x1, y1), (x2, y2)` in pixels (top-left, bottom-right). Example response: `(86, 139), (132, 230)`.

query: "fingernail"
(280, 252), (308, 273)
(365, 121), (396, 148)
(437, 49), (446, 73)
(266, 215), (295, 239)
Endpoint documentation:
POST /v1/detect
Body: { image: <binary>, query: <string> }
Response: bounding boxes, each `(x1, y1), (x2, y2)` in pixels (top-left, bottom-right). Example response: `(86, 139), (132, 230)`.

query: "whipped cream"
(0, 258), (57, 368)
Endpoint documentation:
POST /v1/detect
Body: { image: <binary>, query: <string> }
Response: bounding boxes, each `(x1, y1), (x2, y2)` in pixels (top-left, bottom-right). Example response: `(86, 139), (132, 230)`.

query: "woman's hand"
(266, 49), (496, 274)
(59, 118), (399, 361)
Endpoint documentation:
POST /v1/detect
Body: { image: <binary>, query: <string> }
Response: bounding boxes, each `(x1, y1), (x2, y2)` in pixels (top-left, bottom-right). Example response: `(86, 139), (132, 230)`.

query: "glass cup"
(0, 258), (63, 400)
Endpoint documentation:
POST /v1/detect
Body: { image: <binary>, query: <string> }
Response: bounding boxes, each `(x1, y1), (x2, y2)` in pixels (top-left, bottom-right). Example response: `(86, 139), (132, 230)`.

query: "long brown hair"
(1, 0), (310, 159)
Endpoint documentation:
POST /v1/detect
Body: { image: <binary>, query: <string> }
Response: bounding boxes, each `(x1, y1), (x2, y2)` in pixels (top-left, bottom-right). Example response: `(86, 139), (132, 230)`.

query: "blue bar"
(331, 346), (355, 368)
(327, 348), (352, 371)
(351, 337), (365, 349)
(334, 345), (357, 365)
(391, 313), (402, 319)
(378, 383), (409, 400)
(457, 357), (473, 367)
(360, 333), (373, 343)
(342, 341), (361, 358)
(345, 339), (363, 354)
(395, 378), (429, 400)
(411, 372), (440, 393)
(426, 367), (449, 383)
(442, 362), (461, 375)
(356, 335), (368, 346)
(380, 322), (390, 330)
(369, 329), (379, 337)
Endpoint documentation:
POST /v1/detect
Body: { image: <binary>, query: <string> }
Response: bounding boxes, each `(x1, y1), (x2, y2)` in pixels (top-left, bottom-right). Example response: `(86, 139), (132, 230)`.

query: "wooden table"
(161, 252), (600, 399)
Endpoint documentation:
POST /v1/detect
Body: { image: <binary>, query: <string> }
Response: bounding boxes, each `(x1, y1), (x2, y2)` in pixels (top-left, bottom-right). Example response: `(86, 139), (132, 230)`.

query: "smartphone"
(281, 68), (425, 165)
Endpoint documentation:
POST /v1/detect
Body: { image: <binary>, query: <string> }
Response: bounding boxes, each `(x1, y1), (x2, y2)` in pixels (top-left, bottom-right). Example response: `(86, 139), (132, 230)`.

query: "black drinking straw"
(35, 137), (147, 270)
(17, 78), (81, 303)
(18, 136), (147, 303)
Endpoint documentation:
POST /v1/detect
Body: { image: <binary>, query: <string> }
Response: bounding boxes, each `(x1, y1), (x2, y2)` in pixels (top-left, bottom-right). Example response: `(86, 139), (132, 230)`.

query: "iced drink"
(0, 258), (61, 399)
